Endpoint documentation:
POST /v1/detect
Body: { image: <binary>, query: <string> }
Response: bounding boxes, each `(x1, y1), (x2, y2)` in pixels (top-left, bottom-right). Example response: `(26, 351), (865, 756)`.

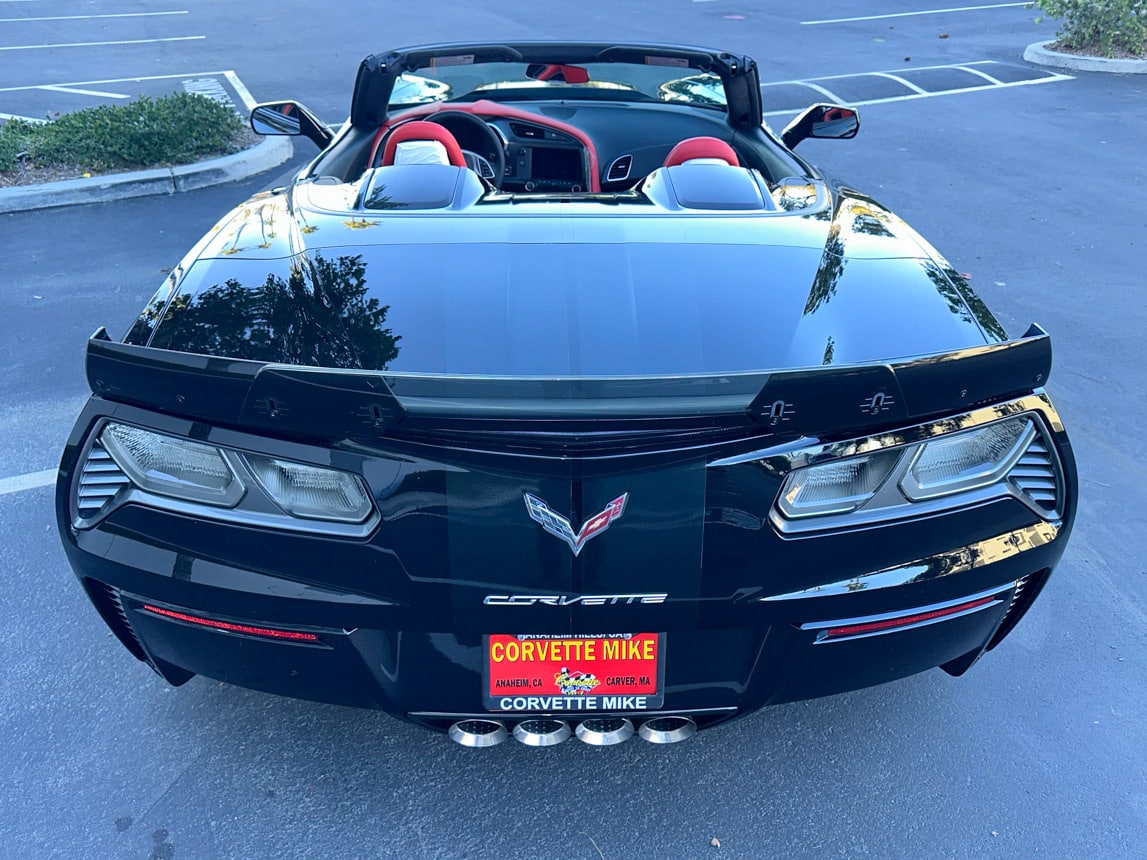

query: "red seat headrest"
(663, 136), (740, 168)
(380, 121), (467, 168)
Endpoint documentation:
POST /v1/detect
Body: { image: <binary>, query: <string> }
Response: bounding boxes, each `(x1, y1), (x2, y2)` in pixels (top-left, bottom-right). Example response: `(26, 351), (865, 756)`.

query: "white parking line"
(771, 58), (1001, 83)
(38, 85), (131, 99)
(762, 75), (1072, 117)
(0, 110), (46, 122)
(223, 70), (257, 110)
(867, 72), (929, 95)
(803, 3), (1029, 25)
(792, 80), (847, 103)
(0, 70), (241, 93)
(0, 36), (204, 53)
(0, 469), (55, 496)
(951, 64), (1006, 85)
(0, 11), (189, 23)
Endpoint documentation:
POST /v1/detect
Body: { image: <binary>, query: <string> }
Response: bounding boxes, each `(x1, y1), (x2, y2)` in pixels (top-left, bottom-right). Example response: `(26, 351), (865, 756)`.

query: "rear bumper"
(69, 531), (1060, 728)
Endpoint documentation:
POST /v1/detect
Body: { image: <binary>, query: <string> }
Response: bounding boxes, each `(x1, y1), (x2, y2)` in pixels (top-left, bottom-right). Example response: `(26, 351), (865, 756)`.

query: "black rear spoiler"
(85, 325), (1051, 441)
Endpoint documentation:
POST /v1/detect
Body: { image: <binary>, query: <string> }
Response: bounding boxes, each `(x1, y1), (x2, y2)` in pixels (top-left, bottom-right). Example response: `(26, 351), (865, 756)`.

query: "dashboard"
(373, 100), (745, 193)
(492, 119), (587, 192)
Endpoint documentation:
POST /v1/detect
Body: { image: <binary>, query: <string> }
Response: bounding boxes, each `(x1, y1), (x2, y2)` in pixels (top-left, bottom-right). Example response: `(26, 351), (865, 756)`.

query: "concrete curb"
(0, 135), (293, 215)
(1024, 40), (1147, 74)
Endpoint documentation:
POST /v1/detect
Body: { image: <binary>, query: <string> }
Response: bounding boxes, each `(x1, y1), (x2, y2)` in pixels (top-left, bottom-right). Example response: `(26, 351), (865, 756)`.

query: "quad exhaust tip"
(575, 717), (635, 746)
(448, 719), (509, 747)
(637, 716), (697, 744)
(513, 718), (571, 746)
(448, 715), (697, 747)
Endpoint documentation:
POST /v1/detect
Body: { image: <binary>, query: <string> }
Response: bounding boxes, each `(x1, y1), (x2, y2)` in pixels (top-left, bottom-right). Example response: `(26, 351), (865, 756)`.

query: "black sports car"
(57, 42), (1077, 748)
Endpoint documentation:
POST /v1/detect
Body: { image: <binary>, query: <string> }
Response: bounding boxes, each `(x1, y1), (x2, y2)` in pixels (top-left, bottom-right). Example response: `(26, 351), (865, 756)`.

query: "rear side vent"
(607, 155), (633, 182)
(987, 569), (1050, 650)
(75, 441), (129, 519)
(1009, 433), (1061, 516)
(84, 579), (148, 662)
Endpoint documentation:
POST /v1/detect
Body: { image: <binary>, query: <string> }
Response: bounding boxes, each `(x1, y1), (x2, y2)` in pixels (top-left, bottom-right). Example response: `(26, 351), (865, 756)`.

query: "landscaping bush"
(1035, 0), (1147, 57)
(0, 92), (246, 173)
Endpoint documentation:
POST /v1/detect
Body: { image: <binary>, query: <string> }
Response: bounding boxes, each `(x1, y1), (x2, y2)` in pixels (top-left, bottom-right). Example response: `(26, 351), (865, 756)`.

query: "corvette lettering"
(523, 492), (628, 556)
(483, 593), (667, 606)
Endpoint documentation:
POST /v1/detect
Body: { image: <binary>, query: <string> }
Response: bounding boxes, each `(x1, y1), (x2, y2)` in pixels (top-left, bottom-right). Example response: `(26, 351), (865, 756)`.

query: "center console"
(498, 120), (587, 192)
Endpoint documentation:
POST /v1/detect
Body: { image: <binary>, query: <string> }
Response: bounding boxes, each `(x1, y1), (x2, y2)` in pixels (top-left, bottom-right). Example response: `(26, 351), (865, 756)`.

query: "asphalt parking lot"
(2, 1), (1146, 858)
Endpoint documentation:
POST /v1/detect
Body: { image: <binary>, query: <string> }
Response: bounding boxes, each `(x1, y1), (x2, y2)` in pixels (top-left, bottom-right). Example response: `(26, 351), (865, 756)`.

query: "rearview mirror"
(525, 63), (591, 84)
(781, 104), (860, 150)
(250, 101), (333, 150)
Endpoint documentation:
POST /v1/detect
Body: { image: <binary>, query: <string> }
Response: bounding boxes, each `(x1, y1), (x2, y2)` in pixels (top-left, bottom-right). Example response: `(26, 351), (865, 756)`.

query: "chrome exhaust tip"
(637, 716), (697, 744)
(575, 717), (635, 746)
(448, 719), (509, 748)
(512, 718), (571, 747)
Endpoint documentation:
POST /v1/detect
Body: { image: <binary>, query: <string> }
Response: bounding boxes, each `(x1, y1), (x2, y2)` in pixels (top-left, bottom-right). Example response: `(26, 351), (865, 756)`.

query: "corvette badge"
(523, 492), (628, 556)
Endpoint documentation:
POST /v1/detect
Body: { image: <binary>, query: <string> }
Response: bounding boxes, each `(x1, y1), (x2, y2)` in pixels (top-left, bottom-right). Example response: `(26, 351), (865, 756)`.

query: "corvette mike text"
(56, 40), (1076, 748)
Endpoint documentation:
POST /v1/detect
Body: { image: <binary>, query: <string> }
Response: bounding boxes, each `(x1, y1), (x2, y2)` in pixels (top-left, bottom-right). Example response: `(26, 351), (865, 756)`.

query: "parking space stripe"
(793, 80), (847, 102)
(771, 59), (1000, 84)
(0, 469), (55, 496)
(38, 85), (131, 99)
(762, 75), (1072, 117)
(951, 64), (1006, 85)
(223, 70), (257, 111)
(0, 36), (204, 53)
(0, 70), (237, 93)
(867, 72), (929, 95)
(0, 110), (46, 122)
(0, 11), (188, 23)
(803, 3), (1029, 25)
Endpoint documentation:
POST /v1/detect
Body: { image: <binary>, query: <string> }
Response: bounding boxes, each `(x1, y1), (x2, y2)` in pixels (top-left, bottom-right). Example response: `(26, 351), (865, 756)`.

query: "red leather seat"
(379, 121), (467, 167)
(663, 136), (740, 168)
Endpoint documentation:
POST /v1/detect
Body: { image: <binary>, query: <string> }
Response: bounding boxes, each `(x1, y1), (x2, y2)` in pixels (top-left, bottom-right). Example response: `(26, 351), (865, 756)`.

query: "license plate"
(484, 633), (664, 712)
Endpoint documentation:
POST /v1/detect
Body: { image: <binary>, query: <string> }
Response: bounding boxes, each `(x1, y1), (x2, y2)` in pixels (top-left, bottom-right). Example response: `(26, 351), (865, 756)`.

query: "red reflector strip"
(824, 596), (997, 639)
(141, 604), (319, 642)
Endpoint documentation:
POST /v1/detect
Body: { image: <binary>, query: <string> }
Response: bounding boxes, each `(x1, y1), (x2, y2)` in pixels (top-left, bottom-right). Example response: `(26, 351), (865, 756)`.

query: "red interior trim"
(369, 100), (601, 190)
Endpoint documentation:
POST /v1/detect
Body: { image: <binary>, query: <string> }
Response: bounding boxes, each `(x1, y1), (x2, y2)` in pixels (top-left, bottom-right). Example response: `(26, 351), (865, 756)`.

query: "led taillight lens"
(777, 449), (901, 518)
(101, 422), (243, 506)
(242, 454), (372, 523)
(900, 417), (1033, 501)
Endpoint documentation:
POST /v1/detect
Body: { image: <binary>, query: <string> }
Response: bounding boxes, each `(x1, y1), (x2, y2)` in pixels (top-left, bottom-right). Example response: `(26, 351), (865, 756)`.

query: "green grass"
(0, 92), (247, 173)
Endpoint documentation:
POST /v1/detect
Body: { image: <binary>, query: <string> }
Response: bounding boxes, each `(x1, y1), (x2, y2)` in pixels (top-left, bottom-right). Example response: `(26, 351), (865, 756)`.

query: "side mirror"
(250, 101), (333, 150)
(781, 104), (860, 150)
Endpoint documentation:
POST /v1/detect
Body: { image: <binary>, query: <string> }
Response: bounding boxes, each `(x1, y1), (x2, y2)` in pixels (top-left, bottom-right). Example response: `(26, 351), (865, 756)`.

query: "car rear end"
(57, 330), (1076, 746)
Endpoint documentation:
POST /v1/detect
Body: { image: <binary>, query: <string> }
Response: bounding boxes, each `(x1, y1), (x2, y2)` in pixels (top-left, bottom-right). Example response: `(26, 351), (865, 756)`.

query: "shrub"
(1035, 0), (1147, 57)
(0, 91), (246, 173)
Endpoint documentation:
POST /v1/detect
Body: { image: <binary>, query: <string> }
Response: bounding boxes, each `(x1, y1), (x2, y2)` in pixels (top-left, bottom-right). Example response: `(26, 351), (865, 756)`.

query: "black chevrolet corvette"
(57, 42), (1077, 747)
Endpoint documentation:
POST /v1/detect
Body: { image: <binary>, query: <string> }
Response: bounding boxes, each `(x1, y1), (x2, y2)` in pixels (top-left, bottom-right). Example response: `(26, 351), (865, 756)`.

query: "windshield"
(390, 60), (727, 111)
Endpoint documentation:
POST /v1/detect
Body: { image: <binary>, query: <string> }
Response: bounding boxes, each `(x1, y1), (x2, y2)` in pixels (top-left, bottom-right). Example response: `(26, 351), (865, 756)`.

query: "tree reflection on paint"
(922, 261), (1009, 342)
(152, 253), (401, 370)
(803, 222), (846, 316)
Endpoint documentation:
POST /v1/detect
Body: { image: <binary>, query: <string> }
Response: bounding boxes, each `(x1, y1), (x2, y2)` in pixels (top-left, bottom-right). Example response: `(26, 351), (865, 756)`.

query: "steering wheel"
(424, 111), (506, 189)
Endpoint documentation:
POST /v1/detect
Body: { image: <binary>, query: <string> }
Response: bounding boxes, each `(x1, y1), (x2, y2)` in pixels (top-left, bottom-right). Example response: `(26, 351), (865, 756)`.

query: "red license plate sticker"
(484, 633), (664, 712)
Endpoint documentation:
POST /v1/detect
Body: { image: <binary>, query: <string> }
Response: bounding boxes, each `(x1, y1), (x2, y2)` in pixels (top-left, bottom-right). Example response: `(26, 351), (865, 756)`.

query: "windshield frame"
(350, 42), (762, 130)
